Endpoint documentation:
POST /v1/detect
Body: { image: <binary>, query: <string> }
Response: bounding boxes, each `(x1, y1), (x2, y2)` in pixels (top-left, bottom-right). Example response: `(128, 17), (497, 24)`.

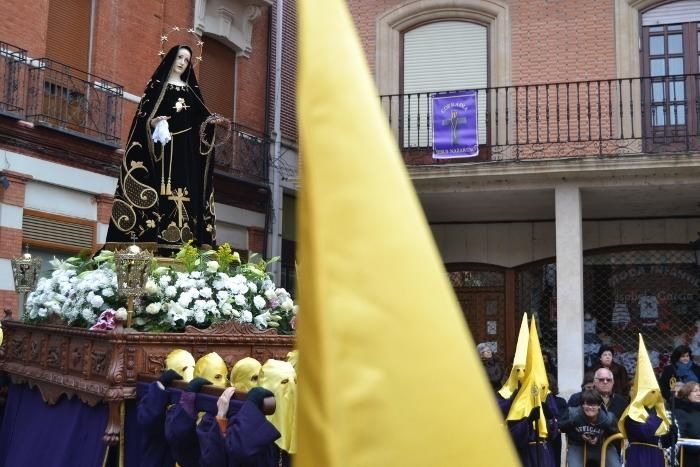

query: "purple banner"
(432, 90), (479, 159)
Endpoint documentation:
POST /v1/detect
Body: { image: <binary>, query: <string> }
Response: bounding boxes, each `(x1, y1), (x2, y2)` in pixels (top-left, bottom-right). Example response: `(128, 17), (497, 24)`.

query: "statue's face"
(170, 48), (191, 79)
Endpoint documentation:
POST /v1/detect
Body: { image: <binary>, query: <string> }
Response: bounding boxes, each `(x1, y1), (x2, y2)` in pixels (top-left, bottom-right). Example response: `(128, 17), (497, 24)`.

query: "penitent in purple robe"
(623, 412), (667, 467)
(197, 400), (281, 467)
(164, 391), (201, 467)
(507, 394), (560, 467)
(136, 382), (176, 467)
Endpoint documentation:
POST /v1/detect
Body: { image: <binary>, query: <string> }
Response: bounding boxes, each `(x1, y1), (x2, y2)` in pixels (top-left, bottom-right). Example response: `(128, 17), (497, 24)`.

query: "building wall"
(435, 218), (700, 267)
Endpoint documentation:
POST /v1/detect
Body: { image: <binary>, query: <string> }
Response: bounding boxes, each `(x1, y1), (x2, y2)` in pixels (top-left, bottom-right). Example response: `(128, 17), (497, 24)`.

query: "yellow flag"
(296, 0), (520, 465)
(506, 317), (550, 438)
(618, 334), (670, 437)
(499, 314), (529, 399)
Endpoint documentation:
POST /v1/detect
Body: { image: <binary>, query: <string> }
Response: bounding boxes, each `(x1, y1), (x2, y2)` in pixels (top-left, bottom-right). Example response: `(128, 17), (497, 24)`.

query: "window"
(641, 1), (700, 148)
(402, 21), (488, 148)
(198, 37), (236, 118)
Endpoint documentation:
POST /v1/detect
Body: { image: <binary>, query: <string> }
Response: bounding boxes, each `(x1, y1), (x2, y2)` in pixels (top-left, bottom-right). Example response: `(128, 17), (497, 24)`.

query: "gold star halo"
(157, 26), (205, 67)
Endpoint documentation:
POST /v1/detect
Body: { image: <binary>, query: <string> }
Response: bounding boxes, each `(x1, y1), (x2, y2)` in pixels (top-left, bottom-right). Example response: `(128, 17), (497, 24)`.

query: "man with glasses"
(568, 369), (627, 419)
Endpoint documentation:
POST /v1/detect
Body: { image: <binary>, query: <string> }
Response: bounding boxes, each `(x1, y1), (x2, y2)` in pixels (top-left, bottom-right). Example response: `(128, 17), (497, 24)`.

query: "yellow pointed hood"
(230, 357), (262, 393)
(618, 334), (670, 437)
(165, 349), (196, 383)
(506, 317), (551, 438)
(499, 314), (529, 399)
(194, 352), (229, 388)
(259, 359), (297, 454)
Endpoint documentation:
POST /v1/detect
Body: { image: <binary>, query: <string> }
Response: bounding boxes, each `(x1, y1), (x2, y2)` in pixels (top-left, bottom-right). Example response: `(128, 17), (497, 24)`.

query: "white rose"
(280, 298), (294, 312)
(221, 302), (233, 315)
(194, 309), (206, 323)
(199, 287), (212, 299)
(206, 261), (219, 273)
(177, 292), (193, 307)
(165, 286), (178, 297)
(102, 288), (114, 297)
(115, 307), (128, 321)
(248, 282), (258, 294)
(90, 294), (104, 308)
(144, 280), (159, 295)
(253, 295), (266, 310)
(241, 309), (253, 323)
(234, 294), (246, 307)
(264, 288), (277, 300)
(159, 275), (172, 287)
(216, 290), (230, 302)
(146, 303), (162, 315)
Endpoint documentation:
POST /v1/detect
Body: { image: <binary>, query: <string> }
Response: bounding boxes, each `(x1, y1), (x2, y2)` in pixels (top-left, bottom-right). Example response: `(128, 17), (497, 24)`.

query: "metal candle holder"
(114, 244), (152, 328)
(11, 246), (42, 294)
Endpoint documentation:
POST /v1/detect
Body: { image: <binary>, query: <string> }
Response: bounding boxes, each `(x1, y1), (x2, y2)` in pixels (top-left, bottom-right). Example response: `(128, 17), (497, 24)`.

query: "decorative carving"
(185, 320), (278, 335)
(0, 319), (293, 448)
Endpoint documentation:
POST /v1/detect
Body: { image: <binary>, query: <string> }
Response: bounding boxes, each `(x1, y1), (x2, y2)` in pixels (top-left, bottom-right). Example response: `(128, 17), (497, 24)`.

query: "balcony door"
(402, 21), (488, 155)
(641, 2), (700, 152)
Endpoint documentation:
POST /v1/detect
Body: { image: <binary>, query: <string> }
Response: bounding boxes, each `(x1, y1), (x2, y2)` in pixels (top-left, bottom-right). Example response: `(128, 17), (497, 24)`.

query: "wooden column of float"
(0, 319), (294, 445)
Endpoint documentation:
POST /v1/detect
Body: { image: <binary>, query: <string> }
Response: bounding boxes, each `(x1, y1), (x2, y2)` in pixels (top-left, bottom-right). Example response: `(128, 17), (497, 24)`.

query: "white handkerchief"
(152, 119), (171, 144)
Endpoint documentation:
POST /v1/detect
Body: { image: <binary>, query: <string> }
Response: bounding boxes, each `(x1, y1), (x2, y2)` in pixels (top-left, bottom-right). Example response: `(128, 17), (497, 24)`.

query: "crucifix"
(168, 188), (190, 227)
(442, 110), (468, 145)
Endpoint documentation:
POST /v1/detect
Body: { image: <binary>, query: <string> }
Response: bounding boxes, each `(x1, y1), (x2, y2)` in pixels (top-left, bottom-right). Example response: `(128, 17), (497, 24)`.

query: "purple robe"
(197, 401), (280, 467)
(136, 382), (176, 467)
(623, 412), (667, 467)
(164, 391), (201, 467)
(506, 394), (559, 467)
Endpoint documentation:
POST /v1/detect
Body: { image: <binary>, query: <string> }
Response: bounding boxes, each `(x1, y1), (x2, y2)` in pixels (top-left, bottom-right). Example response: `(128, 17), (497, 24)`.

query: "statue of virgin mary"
(106, 45), (218, 251)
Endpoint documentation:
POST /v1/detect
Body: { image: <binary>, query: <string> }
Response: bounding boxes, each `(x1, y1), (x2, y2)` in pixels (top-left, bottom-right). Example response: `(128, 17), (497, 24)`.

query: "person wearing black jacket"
(674, 381), (700, 467)
(659, 345), (700, 401)
(560, 389), (621, 467)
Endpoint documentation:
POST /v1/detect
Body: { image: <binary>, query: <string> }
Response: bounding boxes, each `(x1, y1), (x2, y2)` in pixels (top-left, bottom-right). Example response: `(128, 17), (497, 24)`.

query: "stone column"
(555, 184), (584, 398)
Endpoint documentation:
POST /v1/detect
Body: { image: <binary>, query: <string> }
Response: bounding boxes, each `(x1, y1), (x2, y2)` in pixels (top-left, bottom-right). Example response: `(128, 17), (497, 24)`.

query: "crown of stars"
(157, 26), (205, 63)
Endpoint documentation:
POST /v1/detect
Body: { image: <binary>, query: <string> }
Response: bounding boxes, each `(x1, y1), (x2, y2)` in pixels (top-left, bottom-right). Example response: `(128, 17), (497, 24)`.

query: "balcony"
(0, 41), (123, 147)
(380, 74), (700, 165)
(214, 122), (270, 184)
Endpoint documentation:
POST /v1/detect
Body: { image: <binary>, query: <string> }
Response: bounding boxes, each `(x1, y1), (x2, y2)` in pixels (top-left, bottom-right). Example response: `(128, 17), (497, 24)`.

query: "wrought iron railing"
(214, 122), (270, 183)
(380, 74), (700, 162)
(25, 59), (123, 145)
(0, 42), (28, 115)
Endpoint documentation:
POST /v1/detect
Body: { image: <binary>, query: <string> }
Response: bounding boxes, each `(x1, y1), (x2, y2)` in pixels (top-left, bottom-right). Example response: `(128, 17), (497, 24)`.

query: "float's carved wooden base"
(0, 319), (294, 445)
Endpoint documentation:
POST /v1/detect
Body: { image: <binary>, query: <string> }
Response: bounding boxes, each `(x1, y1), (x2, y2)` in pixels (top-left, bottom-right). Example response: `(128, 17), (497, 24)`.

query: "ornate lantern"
(114, 244), (152, 328)
(11, 246), (41, 293)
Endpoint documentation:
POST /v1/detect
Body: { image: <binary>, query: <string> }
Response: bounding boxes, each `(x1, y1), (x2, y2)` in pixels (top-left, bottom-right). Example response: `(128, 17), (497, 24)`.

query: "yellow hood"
(259, 359), (297, 454)
(499, 314), (529, 399)
(165, 349), (196, 383)
(618, 334), (670, 437)
(194, 352), (229, 388)
(506, 316), (551, 438)
(231, 357), (262, 393)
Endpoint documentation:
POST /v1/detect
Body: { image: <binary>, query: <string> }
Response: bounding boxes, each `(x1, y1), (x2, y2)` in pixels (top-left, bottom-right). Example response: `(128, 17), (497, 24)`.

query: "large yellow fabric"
(295, 0), (520, 465)
(507, 317), (551, 438)
(193, 352), (228, 388)
(499, 314), (530, 399)
(258, 359), (297, 454)
(230, 357), (261, 393)
(165, 349), (196, 383)
(286, 349), (298, 370)
(618, 334), (670, 437)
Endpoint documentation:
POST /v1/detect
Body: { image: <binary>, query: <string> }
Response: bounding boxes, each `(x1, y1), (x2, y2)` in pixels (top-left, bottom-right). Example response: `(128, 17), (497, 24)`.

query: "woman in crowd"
(659, 345), (700, 401)
(588, 345), (629, 398)
(674, 381), (700, 467)
(477, 342), (504, 391)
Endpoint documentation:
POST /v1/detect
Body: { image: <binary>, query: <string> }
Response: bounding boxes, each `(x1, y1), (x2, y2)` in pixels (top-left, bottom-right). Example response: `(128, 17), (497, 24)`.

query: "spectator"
(569, 369), (627, 419)
(560, 389), (621, 467)
(477, 343), (504, 391)
(548, 374), (567, 467)
(588, 345), (629, 397)
(674, 381), (700, 467)
(659, 345), (700, 401)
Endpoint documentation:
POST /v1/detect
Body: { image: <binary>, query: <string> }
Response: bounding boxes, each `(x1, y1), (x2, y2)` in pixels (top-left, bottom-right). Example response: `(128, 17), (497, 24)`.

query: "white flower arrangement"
(24, 243), (297, 334)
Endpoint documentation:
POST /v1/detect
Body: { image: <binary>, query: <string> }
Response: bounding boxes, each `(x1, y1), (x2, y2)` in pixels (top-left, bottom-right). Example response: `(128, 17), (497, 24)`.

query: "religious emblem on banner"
(431, 90), (479, 159)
